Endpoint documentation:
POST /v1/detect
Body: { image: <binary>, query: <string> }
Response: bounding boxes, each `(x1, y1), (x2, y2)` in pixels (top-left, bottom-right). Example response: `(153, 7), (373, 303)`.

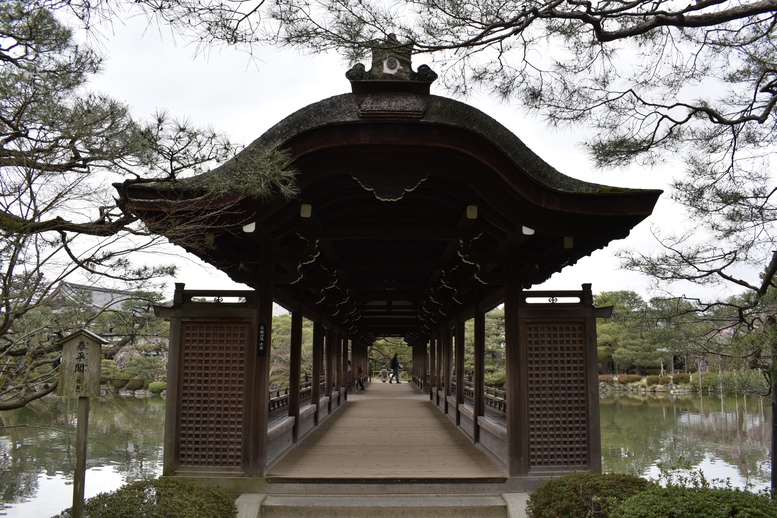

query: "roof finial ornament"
(346, 34), (437, 83)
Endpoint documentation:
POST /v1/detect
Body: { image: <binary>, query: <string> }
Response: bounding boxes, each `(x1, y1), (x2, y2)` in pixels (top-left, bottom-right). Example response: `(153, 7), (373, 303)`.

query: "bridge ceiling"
(119, 86), (661, 345)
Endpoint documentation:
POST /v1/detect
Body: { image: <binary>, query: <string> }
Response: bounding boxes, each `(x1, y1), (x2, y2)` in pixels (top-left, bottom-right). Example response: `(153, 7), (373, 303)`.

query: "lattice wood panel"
(178, 321), (248, 468)
(526, 322), (589, 468)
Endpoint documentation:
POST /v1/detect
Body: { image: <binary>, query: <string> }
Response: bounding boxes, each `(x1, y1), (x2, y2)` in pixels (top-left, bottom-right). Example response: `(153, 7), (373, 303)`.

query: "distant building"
(48, 281), (141, 312)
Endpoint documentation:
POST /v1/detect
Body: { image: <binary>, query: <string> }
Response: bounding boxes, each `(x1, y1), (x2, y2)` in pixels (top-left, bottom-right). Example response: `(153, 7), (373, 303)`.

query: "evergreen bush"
(694, 370), (768, 395)
(672, 373), (691, 385)
(615, 375), (643, 385)
(54, 477), (236, 518)
(124, 379), (145, 391)
(526, 473), (654, 518)
(610, 486), (777, 518)
(646, 376), (671, 387)
(148, 381), (167, 394)
(110, 378), (128, 389)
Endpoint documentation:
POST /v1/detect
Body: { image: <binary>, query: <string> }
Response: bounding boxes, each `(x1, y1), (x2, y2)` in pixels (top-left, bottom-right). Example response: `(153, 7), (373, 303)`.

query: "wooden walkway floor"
(267, 381), (505, 482)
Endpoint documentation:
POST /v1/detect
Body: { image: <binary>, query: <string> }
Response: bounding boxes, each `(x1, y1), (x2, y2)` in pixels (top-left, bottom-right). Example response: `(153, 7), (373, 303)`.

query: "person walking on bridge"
(389, 353), (401, 384)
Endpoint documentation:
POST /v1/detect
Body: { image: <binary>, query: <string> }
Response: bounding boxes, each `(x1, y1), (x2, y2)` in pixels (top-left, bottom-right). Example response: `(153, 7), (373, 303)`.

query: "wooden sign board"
(57, 329), (105, 398)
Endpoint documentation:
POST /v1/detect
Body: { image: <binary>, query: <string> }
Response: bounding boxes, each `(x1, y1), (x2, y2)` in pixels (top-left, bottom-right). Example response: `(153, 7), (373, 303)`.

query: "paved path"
(267, 380), (504, 480)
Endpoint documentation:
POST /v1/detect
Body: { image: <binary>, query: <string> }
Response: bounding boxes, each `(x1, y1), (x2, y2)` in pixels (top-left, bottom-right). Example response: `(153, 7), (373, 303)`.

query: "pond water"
(0, 392), (772, 516)
(600, 393), (772, 491)
(0, 395), (165, 517)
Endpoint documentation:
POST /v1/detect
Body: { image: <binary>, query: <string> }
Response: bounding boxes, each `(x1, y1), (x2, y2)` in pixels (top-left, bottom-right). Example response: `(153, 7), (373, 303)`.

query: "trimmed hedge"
(54, 477), (236, 518)
(526, 473), (654, 518)
(110, 378), (128, 389)
(124, 379), (145, 391)
(148, 381), (167, 394)
(645, 376), (671, 387)
(672, 373), (691, 385)
(614, 375), (643, 385)
(610, 485), (777, 518)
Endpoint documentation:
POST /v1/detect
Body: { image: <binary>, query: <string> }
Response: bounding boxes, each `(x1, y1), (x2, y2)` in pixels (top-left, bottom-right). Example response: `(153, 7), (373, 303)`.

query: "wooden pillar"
(455, 319), (466, 425)
(429, 335), (437, 401)
(417, 341), (424, 388)
(436, 330), (444, 405)
(424, 339), (430, 388)
(504, 262), (528, 477)
(443, 325), (453, 414)
(341, 335), (349, 400)
(312, 321), (324, 425)
(335, 330), (342, 404)
(326, 328), (335, 411)
(162, 284), (184, 476)
(473, 308), (486, 443)
(250, 260), (273, 476)
(289, 307), (303, 442)
(583, 284), (603, 472)
(417, 342), (423, 387)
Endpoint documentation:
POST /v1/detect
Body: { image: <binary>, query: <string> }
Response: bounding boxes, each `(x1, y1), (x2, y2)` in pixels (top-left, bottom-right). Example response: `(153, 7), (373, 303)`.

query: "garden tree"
(124, 1), (777, 261)
(463, 309), (507, 388)
(594, 291), (659, 374)
(0, 1), (297, 410)
(369, 338), (411, 375)
(643, 297), (711, 375)
(268, 314), (314, 387)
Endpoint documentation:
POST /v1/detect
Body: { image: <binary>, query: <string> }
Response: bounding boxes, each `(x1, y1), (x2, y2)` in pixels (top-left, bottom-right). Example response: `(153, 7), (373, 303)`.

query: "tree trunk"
(766, 316), (777, 497)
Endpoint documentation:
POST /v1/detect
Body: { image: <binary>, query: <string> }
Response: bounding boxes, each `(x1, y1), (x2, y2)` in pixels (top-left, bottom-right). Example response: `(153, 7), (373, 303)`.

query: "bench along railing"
(268, 381), (313, 412)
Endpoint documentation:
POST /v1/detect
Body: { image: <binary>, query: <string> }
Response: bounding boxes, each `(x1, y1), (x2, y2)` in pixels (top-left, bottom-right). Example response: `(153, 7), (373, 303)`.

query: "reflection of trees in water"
(600, 395), (771, 486)
(0, 394), (165, 506)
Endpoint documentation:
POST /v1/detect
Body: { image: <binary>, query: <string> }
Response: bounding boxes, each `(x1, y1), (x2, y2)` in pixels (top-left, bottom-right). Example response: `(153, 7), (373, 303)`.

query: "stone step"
(238, 493), (516, 518)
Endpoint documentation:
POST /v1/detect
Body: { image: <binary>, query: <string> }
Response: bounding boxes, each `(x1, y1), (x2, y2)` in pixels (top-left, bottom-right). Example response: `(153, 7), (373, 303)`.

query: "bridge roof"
(118, 64), (660, 344)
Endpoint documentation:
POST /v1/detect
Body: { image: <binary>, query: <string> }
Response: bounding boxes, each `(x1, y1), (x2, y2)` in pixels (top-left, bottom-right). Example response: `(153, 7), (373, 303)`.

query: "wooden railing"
(448, 376), (507, 415)
(268, 381), (313, 412)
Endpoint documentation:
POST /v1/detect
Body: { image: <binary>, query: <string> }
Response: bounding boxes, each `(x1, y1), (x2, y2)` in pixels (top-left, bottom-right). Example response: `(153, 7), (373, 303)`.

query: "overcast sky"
(83, 14), (702, 301)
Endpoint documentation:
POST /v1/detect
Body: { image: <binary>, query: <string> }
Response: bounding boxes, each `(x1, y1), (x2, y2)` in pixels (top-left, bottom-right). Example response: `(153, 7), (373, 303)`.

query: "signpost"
(57, 329), (105, 518)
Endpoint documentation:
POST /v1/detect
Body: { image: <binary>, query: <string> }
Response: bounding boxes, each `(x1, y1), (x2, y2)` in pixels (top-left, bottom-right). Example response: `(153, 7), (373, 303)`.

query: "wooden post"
(326, 328), (335, 412)
(312, 321), (324, 425)
(583, 284), (603, 472)
(162, 307), (182, 475)
(252, 260), (273, 476)
(341, 336), (349, 400)
(289, 308), (303, 442)
(455, 319), (466, 425)
(72, 396), (90, 518)
(504, 262), (528, 477)
(429, 336), (437, 402)
(56, 329), (104, 517)
(473, 308), (486, 443)
(443, 326), (453, 414)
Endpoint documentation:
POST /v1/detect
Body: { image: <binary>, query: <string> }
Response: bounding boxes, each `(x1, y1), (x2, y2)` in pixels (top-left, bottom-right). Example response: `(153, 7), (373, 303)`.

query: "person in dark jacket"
(389, 353), (401, 384)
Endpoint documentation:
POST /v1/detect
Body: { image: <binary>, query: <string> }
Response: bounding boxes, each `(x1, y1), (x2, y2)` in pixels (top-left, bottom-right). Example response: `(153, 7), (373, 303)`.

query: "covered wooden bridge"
(117, 39), (661, 494)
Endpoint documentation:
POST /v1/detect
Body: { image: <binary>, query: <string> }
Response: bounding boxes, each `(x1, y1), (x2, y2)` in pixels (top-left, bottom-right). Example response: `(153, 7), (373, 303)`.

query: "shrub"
(672, 373), (691, 385)
(610, 486), (777, 518)
(111, 378), (128, 389)
(693, 370), (769, 395)
(614, 375), (642, 385)
(148, 381), (167, 394)
(599, 375), (618, 383)
(54, 477), (236, 518)
(124, 379), (145, 391)
(646, 376), (671, 387)
(526, 473), (654, 518)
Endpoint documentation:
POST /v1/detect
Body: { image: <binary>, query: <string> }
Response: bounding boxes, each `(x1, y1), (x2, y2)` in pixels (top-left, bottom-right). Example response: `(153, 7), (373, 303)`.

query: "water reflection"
(0, 395), (164, 517)
(1, 392), (772, 516)
(600, 393), (772, 490)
